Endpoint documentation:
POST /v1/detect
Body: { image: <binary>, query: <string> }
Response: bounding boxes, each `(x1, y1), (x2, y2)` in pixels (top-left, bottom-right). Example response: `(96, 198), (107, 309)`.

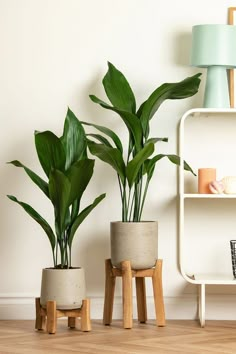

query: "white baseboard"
(1, 294), (236, 320)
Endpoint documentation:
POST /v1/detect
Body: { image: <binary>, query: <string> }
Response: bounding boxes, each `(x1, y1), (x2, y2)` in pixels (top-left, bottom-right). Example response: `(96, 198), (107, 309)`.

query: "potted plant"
(83, 62), (201, 269)
(7, 108), (105, 309)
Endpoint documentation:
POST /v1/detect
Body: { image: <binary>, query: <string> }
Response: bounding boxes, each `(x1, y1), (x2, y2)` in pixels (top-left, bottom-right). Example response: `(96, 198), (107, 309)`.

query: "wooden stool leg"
(46, 301), (57, 334)
(103, 259), (116, 325)
(121, 260), (133, 329)
(81, 299), (91, 332)
(152, 259), (166, 327)
(68, 317), (76, 328)
(35, 298), (46, 330)
(135, 278), (147, 323)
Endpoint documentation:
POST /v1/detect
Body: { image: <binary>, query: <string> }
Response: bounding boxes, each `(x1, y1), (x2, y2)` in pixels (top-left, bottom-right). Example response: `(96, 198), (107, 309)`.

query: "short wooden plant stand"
(103, 259), (165, 329)
(35, 298), (91, 334)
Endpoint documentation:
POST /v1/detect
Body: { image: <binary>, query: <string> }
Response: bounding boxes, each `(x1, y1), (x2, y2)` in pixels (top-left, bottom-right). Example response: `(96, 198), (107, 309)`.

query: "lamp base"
(203, 66), (230, 108)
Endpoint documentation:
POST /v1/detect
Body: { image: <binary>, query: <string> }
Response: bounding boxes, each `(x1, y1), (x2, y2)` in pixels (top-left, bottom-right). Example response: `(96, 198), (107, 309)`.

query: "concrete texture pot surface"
(40, 267), (86, 310)
(110, 221), (158, 270)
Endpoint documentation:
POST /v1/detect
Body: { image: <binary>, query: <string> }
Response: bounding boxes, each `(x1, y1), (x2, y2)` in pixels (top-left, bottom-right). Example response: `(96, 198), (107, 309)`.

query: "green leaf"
(126, 143), (155, 188)
(68, 193), (106, 249)
(81, 121), (123, 153)
(167, 154), (196, 176)
(147, 154), (196, 181)
(66, 159), (94, 206)
(7, 195), (56, 251)
(49, 170), (71, 235)
(86, 134), (113, 148)
(145, 137), (168, 145)
(117, 110), (143, 151)
(88, 141), (126, 184)
(7, 160), (49, 198)
(35, 131), (66, 177)
(61, 108), (87, 170)
(103, 62), (136, 113)
(89, 95), (143, 151)
(139, 73), (201, 137)
(71, 199), (80, 223)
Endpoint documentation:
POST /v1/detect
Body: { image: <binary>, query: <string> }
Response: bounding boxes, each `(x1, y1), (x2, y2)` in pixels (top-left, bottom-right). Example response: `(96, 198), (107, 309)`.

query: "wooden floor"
(1, 320), (236, 354)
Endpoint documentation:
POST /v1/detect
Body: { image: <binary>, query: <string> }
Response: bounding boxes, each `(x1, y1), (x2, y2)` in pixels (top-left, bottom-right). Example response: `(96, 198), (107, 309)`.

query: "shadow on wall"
(174, 31), (204, 108)
(77, 232), (110, 295)
(1, 137), (35, 260)
(174, 32), (192, 67)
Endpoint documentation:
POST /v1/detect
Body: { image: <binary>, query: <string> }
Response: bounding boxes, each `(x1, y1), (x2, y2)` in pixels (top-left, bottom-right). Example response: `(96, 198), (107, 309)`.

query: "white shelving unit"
(179, 108), (236, 327)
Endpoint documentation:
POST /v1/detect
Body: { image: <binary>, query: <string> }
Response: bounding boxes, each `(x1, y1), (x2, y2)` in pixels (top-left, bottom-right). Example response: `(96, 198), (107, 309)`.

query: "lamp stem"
(204, 66), (230, 108)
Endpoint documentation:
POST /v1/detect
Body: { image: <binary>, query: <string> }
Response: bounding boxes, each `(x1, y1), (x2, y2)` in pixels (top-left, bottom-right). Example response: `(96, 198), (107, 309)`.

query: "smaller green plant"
(7, 109), (105, 268)
(83, 62), (201, 222)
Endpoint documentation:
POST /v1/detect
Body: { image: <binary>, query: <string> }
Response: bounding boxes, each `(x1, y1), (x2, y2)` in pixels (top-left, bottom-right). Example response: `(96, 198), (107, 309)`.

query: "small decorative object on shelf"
(230, 240), (236, 278)
(209, 176), (236, 194)
(198, 168), (216, 193)
(209, 180), (225, 194)
(221, 176), (236, 194)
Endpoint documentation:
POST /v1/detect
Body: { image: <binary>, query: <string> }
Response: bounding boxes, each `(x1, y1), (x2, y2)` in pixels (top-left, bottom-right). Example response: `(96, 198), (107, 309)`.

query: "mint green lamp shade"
(191, 24), (236, 108)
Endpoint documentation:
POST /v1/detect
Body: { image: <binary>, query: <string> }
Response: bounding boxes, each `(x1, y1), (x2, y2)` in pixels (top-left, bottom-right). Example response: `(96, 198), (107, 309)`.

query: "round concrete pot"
(40, 267), (86, 310)
(110, 221), (158, 270)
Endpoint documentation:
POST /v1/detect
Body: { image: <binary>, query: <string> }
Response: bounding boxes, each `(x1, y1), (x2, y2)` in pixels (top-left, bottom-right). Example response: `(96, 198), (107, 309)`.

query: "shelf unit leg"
(198, 284), (205, 328)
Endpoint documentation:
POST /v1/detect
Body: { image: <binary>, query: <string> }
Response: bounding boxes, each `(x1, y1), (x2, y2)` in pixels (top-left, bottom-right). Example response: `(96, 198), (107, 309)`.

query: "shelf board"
(190, 273), (236, 285)
(181, 193), (236, 199)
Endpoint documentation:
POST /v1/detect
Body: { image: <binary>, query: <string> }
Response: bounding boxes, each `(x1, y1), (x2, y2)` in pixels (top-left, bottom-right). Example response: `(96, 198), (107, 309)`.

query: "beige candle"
(198, 168), (216, 194)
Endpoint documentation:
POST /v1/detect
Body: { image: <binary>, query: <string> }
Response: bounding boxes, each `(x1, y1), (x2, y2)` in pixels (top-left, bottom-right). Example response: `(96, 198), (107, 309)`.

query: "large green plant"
(83, 62), (201, 222)
(7, 109), (105, 268)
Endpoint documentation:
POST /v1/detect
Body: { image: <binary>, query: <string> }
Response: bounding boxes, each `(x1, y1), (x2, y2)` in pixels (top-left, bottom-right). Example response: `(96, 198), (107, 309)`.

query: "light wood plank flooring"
(1, 320), (236, 354)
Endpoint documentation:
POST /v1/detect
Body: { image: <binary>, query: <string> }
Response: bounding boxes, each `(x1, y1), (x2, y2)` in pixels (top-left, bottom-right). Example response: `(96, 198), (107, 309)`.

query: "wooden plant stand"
(103, 259), (165, 329)
(35, 298), (91, 334)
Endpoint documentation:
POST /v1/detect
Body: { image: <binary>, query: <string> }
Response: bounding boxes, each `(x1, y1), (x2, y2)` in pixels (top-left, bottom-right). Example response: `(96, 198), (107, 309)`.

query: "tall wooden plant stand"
(35, 298), (91, 334)
(103, 259), (165, 329)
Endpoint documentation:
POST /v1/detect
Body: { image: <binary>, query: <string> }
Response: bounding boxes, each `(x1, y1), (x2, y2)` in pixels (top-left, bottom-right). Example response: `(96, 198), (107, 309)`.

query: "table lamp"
(191, 24), (236, 108)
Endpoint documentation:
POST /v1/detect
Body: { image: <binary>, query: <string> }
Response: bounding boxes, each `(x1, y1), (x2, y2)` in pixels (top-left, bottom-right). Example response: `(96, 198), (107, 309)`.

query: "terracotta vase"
(40, 268), (86, 309)
(110, 221), (158, 270)
(198, 168), (216, 193)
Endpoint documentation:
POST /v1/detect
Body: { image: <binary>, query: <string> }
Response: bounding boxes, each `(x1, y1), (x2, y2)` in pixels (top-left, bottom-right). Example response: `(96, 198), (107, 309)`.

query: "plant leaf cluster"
(7, 109), (105, 268)
(85, 62), (201, 221)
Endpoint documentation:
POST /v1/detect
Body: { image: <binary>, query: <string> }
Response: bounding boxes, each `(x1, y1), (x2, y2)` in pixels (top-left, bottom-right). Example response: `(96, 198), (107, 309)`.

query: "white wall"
(1, 0), (236, 320)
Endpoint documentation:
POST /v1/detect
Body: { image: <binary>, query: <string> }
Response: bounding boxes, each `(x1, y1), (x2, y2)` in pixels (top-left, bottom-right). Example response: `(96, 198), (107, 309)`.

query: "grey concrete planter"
(40, 268), (86, 309)
(110, 221), (158, 270)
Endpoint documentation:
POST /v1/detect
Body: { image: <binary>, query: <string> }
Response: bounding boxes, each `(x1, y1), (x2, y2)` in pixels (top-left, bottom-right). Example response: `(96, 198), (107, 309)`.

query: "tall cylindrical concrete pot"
(40, 268), (86, 309)
(110, 221), (158, 270)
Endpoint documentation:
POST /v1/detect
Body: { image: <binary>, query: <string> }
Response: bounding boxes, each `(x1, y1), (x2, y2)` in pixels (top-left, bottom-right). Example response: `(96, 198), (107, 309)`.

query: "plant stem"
(127, 188), (131, 219)
(122, 185), (128, 222)
(137, 171), (143, 221)
(138, 178), (150, 221)
(133, 168), (143, 222)
(64, 231), (69, 268)
(69, 247), (72, 268)
(133, 183), (139, 221)
(117, 174), (125, 220)
(52, 250), (56, 268)
(128, 188), (135, 221)
(55, 241), (58, 267)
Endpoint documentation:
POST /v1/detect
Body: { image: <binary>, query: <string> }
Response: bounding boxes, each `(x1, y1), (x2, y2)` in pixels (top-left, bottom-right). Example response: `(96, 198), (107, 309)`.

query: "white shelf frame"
(179, 108), (236, 327)
(183, 194), (236, 199)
